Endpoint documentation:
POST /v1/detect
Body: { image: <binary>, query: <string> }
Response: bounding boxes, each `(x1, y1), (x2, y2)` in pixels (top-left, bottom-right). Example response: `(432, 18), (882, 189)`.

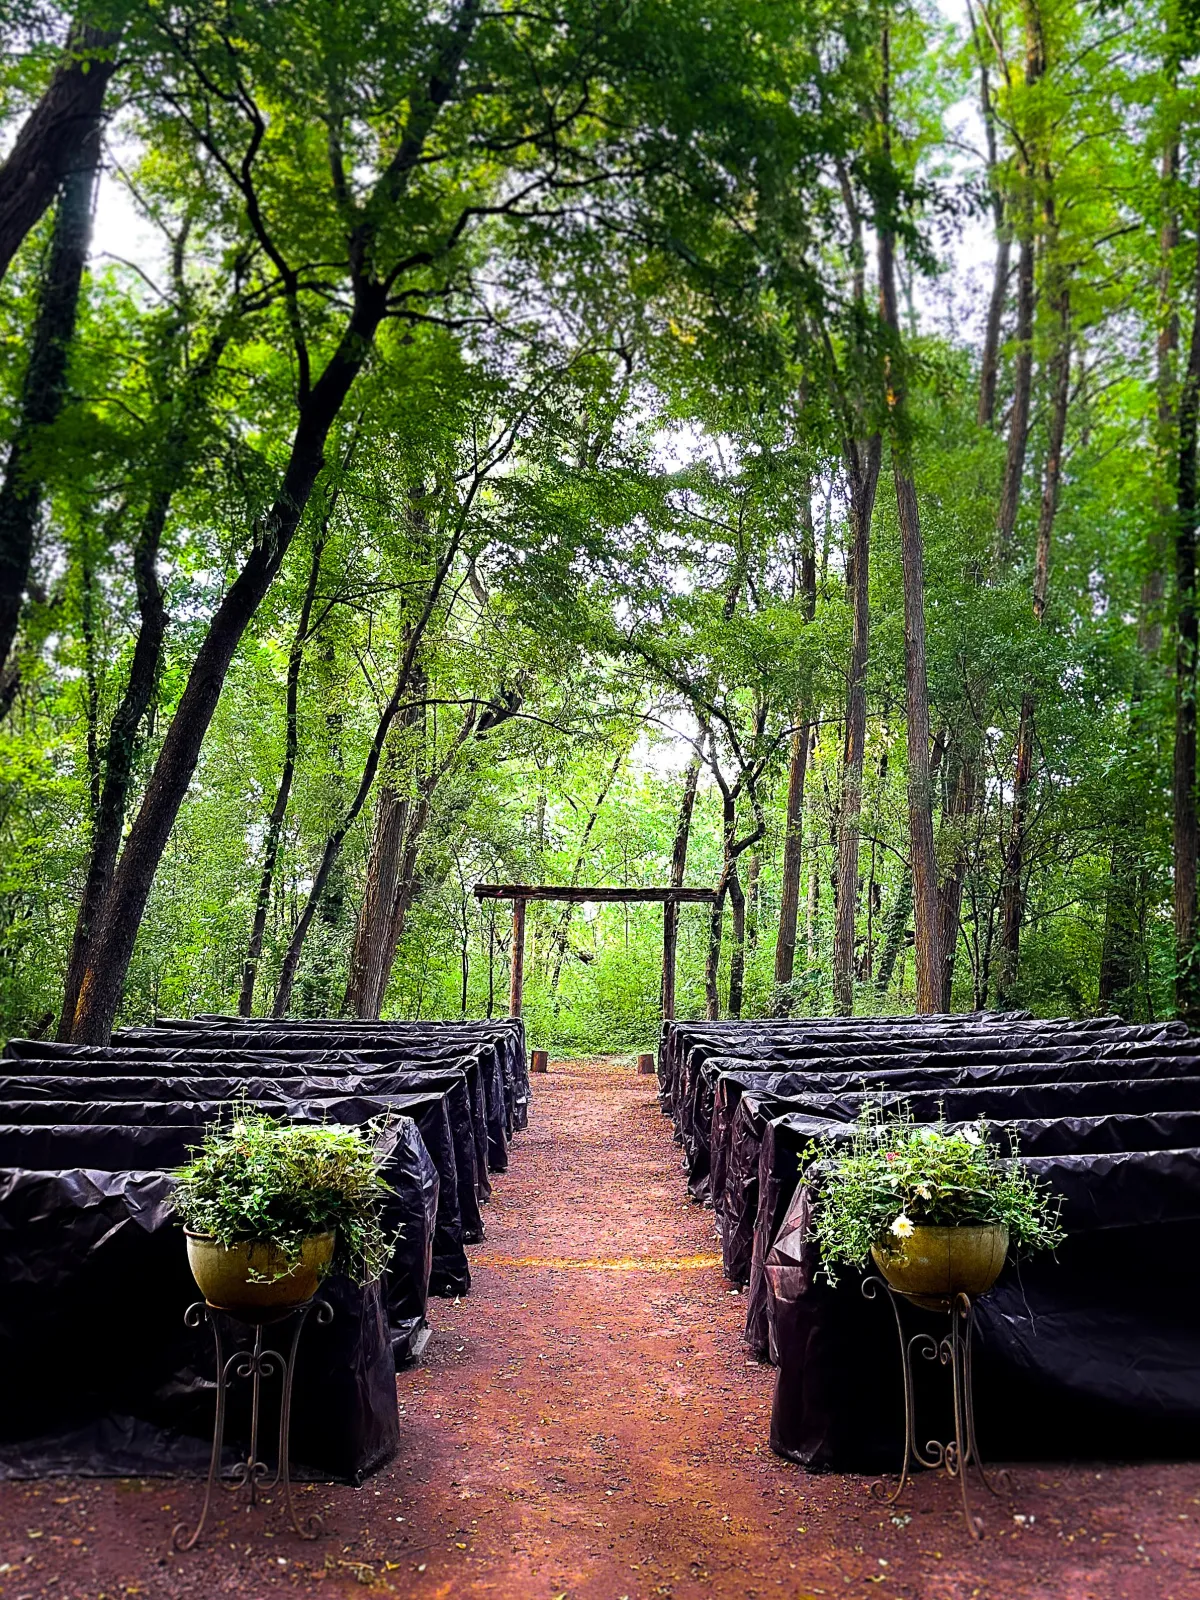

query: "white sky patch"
(90, 126), (172, 290)
(93, 168), (161, 275)
(629, 722), (707, 782)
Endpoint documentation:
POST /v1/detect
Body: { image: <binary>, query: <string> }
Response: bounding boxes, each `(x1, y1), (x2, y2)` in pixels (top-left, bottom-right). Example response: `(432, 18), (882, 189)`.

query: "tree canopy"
(2, 0), (1200, 1045)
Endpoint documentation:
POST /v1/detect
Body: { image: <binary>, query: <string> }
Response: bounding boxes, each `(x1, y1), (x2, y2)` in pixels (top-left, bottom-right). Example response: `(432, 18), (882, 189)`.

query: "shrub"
(172, 1112), (394, 1284)
(807, 1103), (1064, 1285)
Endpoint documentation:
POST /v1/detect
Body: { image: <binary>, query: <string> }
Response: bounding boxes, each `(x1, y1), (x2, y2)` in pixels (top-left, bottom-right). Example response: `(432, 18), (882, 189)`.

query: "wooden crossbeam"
(481, 881), (715, 1032)
(474, 884), (717, 904)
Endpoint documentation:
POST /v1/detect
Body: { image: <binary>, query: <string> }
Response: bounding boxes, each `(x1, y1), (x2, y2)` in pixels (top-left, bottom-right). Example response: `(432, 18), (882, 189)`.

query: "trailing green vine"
(806, 1104), (1065, 1285)
(172, 1112), (396, 1285)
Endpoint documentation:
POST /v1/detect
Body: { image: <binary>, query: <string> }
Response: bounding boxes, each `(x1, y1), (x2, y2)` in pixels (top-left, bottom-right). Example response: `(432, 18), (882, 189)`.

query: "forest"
(1, 0), (1199, 1051)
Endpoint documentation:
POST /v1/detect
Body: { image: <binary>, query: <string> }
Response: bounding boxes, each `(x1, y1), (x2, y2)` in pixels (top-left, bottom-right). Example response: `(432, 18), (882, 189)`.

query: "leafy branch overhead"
(0, 0), (1198, 1041)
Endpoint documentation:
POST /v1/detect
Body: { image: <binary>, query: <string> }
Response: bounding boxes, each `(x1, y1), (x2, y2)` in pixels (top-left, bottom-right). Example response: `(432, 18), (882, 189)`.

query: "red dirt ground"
(1, 1056), (1198, 1600)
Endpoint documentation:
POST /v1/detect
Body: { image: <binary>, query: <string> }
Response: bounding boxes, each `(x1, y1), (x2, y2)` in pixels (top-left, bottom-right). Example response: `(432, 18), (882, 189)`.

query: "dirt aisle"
(0, 1058), (1196, 1599)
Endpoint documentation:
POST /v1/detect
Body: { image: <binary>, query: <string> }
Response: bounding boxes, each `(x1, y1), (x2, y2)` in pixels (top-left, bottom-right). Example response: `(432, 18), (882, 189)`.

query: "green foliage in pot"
(806, 1105), (1064, 1285)
(172, 1113), (395, 1285)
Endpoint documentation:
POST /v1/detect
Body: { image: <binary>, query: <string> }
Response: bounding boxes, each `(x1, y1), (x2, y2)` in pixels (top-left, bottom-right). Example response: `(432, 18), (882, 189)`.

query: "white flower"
(915, 1182), (932, 1201)
(962, 1125), (982, 1146)
(890, 1213), (915, 1239)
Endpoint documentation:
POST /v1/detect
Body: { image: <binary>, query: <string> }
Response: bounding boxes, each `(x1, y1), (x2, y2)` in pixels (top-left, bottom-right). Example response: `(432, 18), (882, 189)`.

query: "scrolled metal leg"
(172, 1304), (224, 1552)
(223, 1333), (283, 1498)
(914, 1331), (949, 1471)
(248, 1323), (264, 1503)
(279, 1300), (332, 1539)
(956, 1292), (1011, 1500)
(172, 1297), (332, 1552)
(864, 1276), (937, 1506)
(864, 1281), (1015, 1540)
(946, 1295), (982, 1540)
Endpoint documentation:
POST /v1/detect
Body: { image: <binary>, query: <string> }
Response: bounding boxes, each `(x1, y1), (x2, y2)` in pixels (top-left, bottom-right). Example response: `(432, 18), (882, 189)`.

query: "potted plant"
(807, 1105), (1063, 1309)
(172, 1113), (394, 1315)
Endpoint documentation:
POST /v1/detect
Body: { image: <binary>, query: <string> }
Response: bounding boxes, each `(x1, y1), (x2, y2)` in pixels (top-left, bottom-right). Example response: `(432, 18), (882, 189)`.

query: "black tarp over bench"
(658, 1014), (1200, 1471)
(0, 1016), (527, 1482)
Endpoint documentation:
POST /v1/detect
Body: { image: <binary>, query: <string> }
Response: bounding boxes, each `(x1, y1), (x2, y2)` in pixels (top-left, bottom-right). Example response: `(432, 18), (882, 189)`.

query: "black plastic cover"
(766, 1141), (1200, 1469)
(0, 1155), (405, 1482)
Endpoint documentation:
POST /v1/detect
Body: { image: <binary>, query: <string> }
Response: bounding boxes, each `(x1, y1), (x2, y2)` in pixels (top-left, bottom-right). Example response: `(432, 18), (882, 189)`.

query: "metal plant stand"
(862, 1275), (1012, 1539)
(172, 1298), (333, 1551)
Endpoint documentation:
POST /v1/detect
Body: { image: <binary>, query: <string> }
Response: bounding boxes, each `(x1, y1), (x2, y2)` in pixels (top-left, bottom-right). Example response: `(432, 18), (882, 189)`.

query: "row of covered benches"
(0, 1015), (528, 1481)
(659, 1013), (1200, 1469)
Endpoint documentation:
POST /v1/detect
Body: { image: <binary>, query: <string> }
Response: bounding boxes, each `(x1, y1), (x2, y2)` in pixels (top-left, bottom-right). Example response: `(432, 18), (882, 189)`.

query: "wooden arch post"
(509, 896), (526, 1018)
(662, 899), (679, 1021)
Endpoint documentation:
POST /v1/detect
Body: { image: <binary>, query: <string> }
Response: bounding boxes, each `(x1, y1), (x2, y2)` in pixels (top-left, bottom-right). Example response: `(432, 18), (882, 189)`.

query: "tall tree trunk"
(935, 21), (1015, 1006)
(774, 477), (817, 1002)
(877, 30), (941, 1013)
(235, 535), (325, 1017)
(1144, 121), (1183, 664)
(995, 227), (1035, 560)
(1100, 114), (1180, 1010)
(0, 118), (100, 684)
(705, 790), (738, 1020)
(1173, 200), (1200, 1024)
(59, 325), (232, 1035)
(58, 494), (170, 1035)
(997, 274), (1071, 1005)
(70, 294), (386, 1041)
(832, 439), (882, 1014)
(343, 765), (412, 1017)
(744, 849), (760, 955)
(978, 232), (1011, 431)
(997, 688), (1035, 1007)
(994, 7), (1045, 561)
(369, 824), (425, 1018)
(670, 747), (702, 888)
(660, 744), (701, 1013)
(935, 739), (979, 1009)
(969, 3), (1009, 431)
(529, 785), (547, 970)
(806, 821), (820, 969)
(704, 887), (724, 1020)
(707, 781), (763, 1020)
(486, 901), (496, 1018)
(890, 449), (941, 1014)
(342, 689), (423, 1019)
(0, 20), (118, 286)
(80, 530), (101, 820)
(356, 701), (485, 1019)
(458, 879), (470, 1015)
(830, 156), (882, 1018)
(774, 725), (811, 999)
(727, 866), (746, 1017)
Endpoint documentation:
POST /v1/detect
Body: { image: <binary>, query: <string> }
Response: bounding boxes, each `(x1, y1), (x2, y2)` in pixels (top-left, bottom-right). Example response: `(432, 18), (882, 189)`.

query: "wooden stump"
(636, 1052), (656, 1075)
(531, 1049), (549, 1074)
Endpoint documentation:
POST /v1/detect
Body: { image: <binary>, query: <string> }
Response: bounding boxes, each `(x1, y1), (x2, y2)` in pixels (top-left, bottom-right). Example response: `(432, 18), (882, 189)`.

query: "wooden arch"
(472, 884), (718, 1020)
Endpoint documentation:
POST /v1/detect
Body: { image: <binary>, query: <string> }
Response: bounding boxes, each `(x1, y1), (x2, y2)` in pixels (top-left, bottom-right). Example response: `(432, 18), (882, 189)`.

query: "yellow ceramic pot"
(185, 1230), (335, 1315)
(870, 1222), (1008, 1312)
